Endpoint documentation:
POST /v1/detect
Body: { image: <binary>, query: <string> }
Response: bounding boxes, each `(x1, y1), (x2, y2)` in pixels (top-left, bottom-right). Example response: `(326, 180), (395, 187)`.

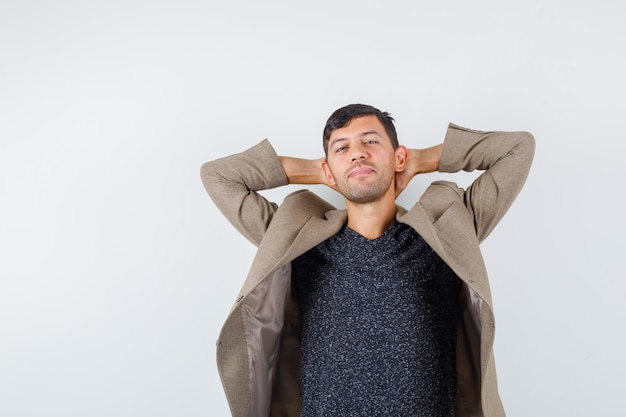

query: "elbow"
(200, 160), (224, 195)
(516, 131), (536, 161)
(521, 131), (535, 148)
(200, 161), (212, 182)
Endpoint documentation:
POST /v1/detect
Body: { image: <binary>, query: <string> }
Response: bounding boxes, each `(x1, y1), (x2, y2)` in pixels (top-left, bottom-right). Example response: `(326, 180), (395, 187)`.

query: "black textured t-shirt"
(292, 221), (458, 417)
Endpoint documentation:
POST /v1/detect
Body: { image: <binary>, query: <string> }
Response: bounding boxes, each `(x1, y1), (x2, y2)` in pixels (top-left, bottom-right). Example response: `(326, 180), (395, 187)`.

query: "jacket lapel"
(397, 204), (448, 261)
(281, 210), (347, 265)
(400, 201), (493, 309)
(238, 192), (346, 298)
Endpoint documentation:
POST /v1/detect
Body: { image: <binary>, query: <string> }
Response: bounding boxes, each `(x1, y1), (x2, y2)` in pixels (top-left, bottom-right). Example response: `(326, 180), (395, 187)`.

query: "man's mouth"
(348, 166), (375, 178)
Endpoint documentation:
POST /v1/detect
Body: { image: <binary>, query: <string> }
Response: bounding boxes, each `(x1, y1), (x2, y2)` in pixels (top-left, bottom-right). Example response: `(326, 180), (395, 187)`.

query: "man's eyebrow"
(359, 130), (383, 138)
(329, 137), (348, 148)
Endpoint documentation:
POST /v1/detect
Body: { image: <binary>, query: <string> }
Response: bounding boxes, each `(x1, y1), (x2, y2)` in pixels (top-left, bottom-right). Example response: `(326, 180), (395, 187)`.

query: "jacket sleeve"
(437, 123), (535, 243)
(200, 139), (289, 247)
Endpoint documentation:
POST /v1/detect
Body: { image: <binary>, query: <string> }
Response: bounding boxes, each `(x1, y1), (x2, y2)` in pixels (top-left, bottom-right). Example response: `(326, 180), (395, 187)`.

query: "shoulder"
(278, 190), (338, 219)
(404, 180), (473, 235)
(419, 180), (464, 216)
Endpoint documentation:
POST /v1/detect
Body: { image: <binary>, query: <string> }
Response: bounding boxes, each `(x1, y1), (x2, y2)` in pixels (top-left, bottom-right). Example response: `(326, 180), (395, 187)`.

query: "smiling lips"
(348, 165), (375, 178)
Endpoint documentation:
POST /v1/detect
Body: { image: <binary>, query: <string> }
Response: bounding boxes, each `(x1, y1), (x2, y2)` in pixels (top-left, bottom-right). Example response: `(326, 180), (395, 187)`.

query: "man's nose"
(351, 145), (367, 161)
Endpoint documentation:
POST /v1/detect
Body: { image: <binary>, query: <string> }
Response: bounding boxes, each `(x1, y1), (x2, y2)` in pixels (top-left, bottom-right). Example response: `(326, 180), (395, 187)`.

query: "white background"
(1, 1), (625, 416)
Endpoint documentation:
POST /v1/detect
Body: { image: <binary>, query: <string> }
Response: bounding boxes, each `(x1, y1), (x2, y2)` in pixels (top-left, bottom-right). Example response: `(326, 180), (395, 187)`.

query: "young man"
(201, 104), (535, 417)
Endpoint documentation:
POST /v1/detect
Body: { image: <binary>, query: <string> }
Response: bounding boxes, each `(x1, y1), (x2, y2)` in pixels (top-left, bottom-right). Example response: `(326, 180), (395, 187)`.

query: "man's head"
(321, 105), (408, 205)
(323, 104), (399, 156)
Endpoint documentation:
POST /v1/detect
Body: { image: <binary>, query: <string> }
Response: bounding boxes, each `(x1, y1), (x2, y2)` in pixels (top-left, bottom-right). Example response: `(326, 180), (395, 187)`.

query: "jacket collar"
(239, 191), (481, 304)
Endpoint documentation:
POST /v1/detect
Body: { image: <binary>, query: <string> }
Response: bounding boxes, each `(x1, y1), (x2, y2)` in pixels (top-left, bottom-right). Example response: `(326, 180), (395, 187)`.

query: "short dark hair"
(322, 104), (398, 155)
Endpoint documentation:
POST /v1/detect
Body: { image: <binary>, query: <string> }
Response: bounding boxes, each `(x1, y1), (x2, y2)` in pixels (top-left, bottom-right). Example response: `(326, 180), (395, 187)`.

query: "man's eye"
(365, 140), (377, 145)
(335, 146), (347, 153)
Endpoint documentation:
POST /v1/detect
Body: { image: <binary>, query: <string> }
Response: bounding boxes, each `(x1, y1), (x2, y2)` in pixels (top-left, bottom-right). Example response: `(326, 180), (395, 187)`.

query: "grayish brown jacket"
(201, 124), (535, 417)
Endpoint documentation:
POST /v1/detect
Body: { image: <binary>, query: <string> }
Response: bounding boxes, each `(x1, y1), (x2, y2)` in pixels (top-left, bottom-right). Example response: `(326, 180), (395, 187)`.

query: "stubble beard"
(336, 168), (394, 204)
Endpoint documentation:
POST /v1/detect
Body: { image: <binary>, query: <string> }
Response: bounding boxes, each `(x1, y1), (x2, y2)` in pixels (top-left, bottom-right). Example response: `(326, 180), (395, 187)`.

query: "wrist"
(413, 144), (443, 174)
(279, 156), (327, 185)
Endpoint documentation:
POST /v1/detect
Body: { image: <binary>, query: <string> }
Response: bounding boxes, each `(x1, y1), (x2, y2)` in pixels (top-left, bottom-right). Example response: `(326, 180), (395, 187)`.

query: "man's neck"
(345, 193), (397, 240)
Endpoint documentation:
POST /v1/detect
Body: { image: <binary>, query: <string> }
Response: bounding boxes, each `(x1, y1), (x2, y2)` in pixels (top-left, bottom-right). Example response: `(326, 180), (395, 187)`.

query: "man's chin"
(342, 189), (384, 204)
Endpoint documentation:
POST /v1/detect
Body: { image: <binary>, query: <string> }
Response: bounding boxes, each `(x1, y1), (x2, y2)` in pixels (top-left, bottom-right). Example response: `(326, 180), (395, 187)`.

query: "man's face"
(323, 115), (405, 204)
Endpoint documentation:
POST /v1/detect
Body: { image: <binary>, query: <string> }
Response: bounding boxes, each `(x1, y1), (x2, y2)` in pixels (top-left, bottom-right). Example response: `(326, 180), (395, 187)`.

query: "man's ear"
(322, 160), (337, 186)
(394, 145), (408, 172)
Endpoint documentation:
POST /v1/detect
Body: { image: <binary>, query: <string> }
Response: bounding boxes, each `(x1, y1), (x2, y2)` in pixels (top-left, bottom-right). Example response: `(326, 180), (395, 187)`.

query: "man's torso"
(293, 221), (459, 416)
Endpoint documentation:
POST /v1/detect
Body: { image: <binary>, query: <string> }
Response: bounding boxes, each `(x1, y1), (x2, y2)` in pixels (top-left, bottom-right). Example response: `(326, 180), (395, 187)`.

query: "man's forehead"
(329, 115), (387, 141)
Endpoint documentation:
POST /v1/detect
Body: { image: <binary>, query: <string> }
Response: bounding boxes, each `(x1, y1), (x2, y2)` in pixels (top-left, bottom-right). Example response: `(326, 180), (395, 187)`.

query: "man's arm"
(201, 140), (289, 246)
(201, 141), (335, 246)
(436, 123), (535, 242)
(395, 124), (534, 242)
